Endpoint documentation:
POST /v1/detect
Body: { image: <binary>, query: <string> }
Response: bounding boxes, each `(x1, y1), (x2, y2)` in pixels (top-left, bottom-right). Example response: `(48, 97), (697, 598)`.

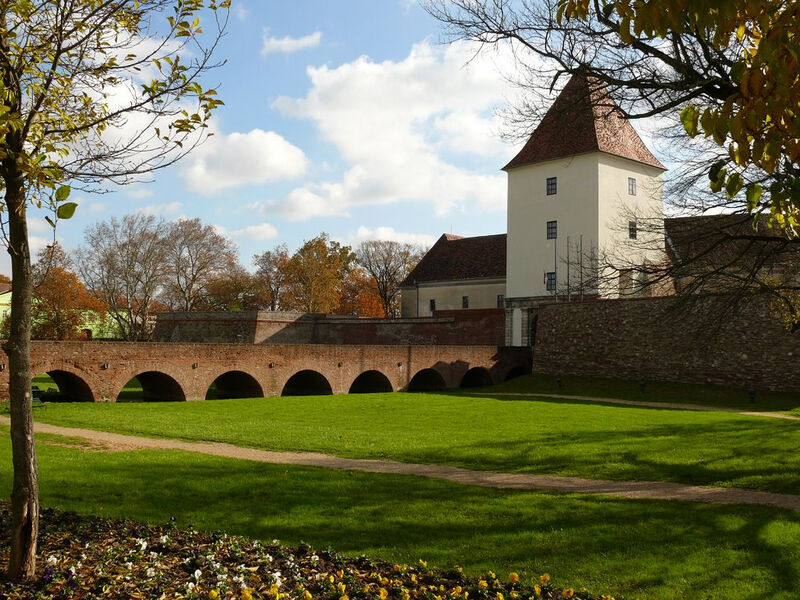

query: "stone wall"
(533, 296), (800, 391)
(154, 309), (506, 346)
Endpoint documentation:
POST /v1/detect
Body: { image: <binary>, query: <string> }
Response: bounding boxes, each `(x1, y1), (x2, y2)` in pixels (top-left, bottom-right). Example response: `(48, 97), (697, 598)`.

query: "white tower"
(504, 73), (666, 346)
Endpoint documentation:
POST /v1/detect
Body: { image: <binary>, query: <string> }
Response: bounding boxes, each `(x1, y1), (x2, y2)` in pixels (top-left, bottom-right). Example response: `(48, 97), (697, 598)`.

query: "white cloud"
(232, 222), (279, 240)
(125, 187), (155, 200)
(233, 4), (249, 20)
(181, 128), (308, 195)
(84, 202), (107, 213)
(348, 226), (436, 247)
(261, 30), (322, 56)
(29, 235), (49, 257)
(136, 201), (182, 216)
(269, 40), (516, 221)
(28, 218), (53, 234)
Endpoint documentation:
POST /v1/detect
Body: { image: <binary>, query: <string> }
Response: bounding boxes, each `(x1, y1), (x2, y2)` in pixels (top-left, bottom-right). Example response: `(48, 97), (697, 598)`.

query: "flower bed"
(0, 506), (617, 600)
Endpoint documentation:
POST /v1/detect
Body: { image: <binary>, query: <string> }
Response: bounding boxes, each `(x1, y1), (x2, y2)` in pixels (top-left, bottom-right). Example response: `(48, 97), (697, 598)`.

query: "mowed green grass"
(33, 390), (800, 493)
(4, 429), (800, 600)
(488, 374), (800, 411)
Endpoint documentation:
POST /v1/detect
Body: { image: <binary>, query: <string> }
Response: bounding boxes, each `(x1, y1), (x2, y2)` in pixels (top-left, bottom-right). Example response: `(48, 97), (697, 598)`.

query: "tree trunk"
(4, 176), (38, 581)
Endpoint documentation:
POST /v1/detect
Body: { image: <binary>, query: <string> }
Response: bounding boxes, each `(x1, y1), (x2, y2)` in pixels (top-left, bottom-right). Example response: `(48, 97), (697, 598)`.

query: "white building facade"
(504, 74), (666, 346)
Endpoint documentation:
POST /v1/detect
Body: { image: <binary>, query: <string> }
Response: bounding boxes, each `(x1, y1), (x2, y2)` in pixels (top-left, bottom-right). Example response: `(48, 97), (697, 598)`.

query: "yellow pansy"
(539, 574), (550, 585)
(508, 573), (520, 584)
(379, 588), (388, 600)
(209, 591), (220, 600)
(477, 580), (488, 589)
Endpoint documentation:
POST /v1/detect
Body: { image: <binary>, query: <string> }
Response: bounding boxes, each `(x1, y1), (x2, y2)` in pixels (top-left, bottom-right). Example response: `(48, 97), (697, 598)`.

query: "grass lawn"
(30, 391), (800, 494)
(4, 428), (800, 600)
(487, 374), (800, 411)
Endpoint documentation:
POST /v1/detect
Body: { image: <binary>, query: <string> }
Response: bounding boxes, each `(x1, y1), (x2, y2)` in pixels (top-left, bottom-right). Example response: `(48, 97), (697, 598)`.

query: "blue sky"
(17, 0), (528, 277)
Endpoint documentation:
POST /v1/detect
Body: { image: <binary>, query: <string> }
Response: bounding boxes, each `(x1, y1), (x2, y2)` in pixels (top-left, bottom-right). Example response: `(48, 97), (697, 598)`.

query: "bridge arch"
(349, 370), (393, 394)
(117, 371), (186, 402)
(206, 370), (264, 400)
(34, 369), (94, 402)
(281, 370), (333, 397)
(460, 367), (493, 388)
(407, 368), (447, 392)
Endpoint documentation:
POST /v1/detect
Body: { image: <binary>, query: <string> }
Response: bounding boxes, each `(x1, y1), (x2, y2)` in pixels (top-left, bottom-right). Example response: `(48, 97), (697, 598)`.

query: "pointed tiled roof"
(503, 73), (666, 171)
(400, 233), (507, 286)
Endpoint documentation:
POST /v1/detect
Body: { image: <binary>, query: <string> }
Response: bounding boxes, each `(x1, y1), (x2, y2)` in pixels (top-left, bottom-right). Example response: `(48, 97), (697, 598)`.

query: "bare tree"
(253, 244), (291, 311)
(78, 214), (170, 341)
(162, 218), (239, 311)
(356, 241), (426, 317)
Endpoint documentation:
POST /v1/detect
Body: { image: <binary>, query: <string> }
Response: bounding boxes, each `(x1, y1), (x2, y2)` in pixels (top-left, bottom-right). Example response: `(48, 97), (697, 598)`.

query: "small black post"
(556, 376), (562, 390)
(748, 388), (756, 404)
(639, 381), (647, 394)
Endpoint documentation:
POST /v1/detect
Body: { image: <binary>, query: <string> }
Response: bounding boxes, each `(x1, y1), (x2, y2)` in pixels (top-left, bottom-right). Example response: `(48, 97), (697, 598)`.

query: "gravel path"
(467, 392), (800, 420)
(4, 416), (800, 512)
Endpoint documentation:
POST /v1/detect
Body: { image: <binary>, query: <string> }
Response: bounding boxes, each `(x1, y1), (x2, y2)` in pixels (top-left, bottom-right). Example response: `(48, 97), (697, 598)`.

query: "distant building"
(401, 72), (669, 345)
(399, 233), (506, 317)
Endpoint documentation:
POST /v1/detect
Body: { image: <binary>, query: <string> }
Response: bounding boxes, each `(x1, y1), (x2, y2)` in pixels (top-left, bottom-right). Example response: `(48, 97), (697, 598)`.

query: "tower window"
(546, 220), (557, 239)
(462, 296), (469, 309)
(497, 294), (505, 308)
(545, 272), (556, 292)
(628, 177), (637, 196)
(629, 220), (638, 239)
(429, 299), (436, 312)
(546, 177), (557, 195)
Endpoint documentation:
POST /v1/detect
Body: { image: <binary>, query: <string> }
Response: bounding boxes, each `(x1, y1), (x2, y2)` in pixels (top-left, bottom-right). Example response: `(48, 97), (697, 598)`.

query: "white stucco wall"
(596, 154), (665, 296)
(506, 152), (664, 301)
(400, 278), (506, 317)
(506, 153), (601, 300)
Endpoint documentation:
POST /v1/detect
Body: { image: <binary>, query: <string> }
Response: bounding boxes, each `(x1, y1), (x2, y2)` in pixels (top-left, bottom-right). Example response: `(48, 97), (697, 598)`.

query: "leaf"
(55, 185), (71, 202)
(680, 105), (700, 137)
(745, 183), (763, 211)
(725, 173), (743, 199)
(57, 201), (78, 220)
(44, 215), (56, 229)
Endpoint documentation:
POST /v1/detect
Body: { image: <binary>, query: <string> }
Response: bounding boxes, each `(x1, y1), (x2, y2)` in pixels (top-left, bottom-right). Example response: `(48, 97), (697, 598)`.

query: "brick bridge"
(11, 341), (531, 402)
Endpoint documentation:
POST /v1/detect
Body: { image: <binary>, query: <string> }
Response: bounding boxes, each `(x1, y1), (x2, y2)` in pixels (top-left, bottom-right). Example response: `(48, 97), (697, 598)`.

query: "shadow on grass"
(16, 443), (800, 600)
(359, 410), (800, 494)
(478, 374), (800, 412)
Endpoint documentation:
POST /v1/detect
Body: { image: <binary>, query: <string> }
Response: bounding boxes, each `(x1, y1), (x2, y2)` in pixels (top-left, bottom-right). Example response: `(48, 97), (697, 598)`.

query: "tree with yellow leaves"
(0, 0), (228, 579)
(427, 0), (800, 320)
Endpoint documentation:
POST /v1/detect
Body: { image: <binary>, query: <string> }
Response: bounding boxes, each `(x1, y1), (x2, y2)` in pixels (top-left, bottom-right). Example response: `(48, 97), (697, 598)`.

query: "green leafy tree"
(0, 0), (227, 579)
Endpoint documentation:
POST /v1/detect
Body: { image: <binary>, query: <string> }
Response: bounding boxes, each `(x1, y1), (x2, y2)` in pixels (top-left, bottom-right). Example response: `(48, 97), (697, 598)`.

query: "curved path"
(5, 416), (800, 512)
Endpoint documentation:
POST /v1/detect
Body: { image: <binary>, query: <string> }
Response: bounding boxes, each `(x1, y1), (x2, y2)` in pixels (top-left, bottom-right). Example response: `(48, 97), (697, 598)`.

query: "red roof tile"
(401, 233), (507, 286)
(503, 73), (665, 171)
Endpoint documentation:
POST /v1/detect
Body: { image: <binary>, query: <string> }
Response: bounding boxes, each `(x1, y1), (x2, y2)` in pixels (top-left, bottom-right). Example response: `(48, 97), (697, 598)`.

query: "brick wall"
(154, 309), (506, 346)
(6, 340), (530, 402)
(533, 296), (800, 391)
